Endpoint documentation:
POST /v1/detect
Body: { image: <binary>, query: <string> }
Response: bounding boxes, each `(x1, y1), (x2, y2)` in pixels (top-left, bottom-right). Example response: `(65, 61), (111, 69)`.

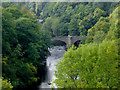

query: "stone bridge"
(51, 35), (86, 48)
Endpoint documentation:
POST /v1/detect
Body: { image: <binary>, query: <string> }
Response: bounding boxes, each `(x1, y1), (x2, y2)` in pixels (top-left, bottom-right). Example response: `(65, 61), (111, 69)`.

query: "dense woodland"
(1, 2), (120, 89)
(2, 3), (51, 89)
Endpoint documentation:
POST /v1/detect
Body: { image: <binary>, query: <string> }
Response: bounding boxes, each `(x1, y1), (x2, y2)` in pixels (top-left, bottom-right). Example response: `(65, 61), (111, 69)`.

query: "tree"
(2, 9), (18, 57)
(42, 17), (53, 37)
(68, 17), (80, 36)
(51, 18), (60, 36)
(20, 5), (36, 19)
(1, 77), (13, 90)
(93, 31), (105, 43)
(15, 17), (49, 64)
(93, 8), (106, 19)
(85, 17), (110, 43)
(53, 40), (118, 88)
(2, 5), (50, 89)
(4, 7), (23, 19)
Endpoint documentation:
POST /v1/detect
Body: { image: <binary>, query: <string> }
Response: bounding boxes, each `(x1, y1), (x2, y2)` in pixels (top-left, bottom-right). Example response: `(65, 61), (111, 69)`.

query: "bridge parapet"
(51, 36), (86, 48)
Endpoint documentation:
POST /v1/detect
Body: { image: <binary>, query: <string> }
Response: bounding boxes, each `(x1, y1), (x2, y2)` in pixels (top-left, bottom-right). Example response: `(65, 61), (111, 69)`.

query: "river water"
(38, 46), (65, 89)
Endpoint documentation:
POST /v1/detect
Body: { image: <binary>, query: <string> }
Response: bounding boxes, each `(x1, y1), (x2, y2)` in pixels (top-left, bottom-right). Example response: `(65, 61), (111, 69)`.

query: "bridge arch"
(71, 36), (85, 45)
(51, 36), (86, 48)
(51, 36), (68, 45)
(74, 40), (84, 47)
(51, 40), (66, 46)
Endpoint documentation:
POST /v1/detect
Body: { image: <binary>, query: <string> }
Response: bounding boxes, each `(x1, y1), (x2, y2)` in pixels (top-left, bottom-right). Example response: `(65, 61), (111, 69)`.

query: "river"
(38, 46), (66, 89)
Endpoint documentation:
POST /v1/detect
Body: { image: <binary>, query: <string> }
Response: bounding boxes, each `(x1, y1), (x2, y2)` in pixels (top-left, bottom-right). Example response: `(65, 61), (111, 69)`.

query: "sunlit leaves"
(86, 17), (110, 43)
(93, 31), (105, 43)
(93, 8), (106, 19)
(1, 77), (13, 89)
(53, 40), (118, 88)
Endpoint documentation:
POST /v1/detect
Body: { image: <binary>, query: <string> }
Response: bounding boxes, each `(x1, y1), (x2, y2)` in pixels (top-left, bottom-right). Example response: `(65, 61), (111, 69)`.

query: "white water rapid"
(38, 46), (65, 89)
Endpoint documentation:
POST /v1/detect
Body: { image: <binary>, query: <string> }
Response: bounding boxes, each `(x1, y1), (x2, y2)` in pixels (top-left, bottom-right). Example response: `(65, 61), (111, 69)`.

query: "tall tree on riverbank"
(2, 5), (50, 89)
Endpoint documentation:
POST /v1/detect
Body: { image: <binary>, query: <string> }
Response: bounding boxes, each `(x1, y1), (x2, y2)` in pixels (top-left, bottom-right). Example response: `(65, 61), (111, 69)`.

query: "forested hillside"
(29, 2), (118, 37)
(1, 2), (119, 89)
(2, 4), (50, 89)
(2, 2), (119, 37)
(53, 5), (120, 88)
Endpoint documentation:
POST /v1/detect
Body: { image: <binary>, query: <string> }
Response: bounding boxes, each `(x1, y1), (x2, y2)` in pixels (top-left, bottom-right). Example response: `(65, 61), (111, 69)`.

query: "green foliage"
(53, 40), (118, 88)
(43, 17), (67, 37)
(85, 17), (110, 43)
(93, 31), (105, 44)
(51, 18), (60, 36)
(93, 8), (106, 18)
(86, 5), (119, 44)
(20, 5), (36, 19)
(39, 2), (117, 37)
(2, 2), (119, 89)
(4, 7), (23, 19)
(1, 77), (13, 90)
(2, 9), (17, 57)
(2, 5), (50, 89)
(79, 8), (106, 36)
(68, 16), (80, 36)
(42, 17), (53, 37)
(2, 2), (118, 37)
(108, 6), (119, 39)
(53, 5), (119, 88)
